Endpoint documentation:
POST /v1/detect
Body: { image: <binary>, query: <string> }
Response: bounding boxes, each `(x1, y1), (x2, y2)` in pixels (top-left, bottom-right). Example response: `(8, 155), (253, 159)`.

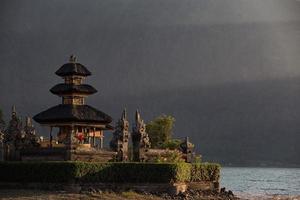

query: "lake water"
(221, 167), (300, 199)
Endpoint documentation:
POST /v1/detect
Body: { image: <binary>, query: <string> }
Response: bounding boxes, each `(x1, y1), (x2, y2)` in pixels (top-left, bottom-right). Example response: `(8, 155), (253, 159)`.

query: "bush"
(161, 139), (181, 150)
(190, 162), (221, 182)
(0, 162), (191, 183)
(0, 161), (78, 183)
(150, 150), (185, 163)
(75, 162), (191, 183)
(0, 161), (219, 184)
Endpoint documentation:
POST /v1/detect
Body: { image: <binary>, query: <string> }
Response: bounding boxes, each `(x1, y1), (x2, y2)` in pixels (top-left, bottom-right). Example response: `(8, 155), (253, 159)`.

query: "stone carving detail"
(110, 109), (130, 161)
(0, 131), (3, 143)
(179, 136), (195, 163)
(22, 117), (39, 148)
(132, 110), (151, 162)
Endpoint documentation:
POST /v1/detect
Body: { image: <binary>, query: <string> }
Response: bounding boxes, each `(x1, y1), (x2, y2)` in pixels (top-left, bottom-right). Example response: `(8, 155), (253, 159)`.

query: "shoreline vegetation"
(0, 161), (220, 183)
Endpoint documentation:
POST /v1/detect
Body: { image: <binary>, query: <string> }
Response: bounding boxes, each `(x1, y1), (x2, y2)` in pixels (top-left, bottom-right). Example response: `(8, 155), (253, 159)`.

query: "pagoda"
(33, 55), (113, 152)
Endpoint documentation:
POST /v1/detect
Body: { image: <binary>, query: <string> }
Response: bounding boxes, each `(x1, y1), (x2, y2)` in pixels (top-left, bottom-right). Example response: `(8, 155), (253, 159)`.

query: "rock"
(220, 187), (226, 193)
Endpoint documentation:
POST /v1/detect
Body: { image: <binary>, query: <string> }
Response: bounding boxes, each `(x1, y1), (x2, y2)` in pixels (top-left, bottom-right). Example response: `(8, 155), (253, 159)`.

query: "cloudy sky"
(0, 0), (299, 164)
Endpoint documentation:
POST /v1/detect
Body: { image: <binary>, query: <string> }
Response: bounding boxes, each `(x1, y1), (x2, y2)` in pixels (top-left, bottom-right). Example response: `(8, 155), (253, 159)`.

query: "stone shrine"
(132, 110), (151, 162)
(110, 109), (130, 161)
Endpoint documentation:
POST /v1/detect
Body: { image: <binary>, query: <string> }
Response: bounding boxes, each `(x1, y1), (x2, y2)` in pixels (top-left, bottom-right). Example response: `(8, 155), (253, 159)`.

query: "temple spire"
(11, 105), (16, 118)
(25, 117), (33, 127)
(69, 54), (77, 63)
(122, 108), (127, 120)
(135, 109), (141, 123)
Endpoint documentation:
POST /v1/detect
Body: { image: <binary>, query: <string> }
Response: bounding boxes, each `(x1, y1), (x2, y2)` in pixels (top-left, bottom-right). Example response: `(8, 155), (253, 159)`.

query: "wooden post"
(100, 137), (103, 149)
(49, 127), (53, 148)
(93, 128), (96, 147)
(100, 131), (104, 149)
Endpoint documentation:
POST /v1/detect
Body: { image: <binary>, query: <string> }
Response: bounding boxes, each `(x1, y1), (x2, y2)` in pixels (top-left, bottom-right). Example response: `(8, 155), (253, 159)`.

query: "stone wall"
(69, 149), (117, 162)
(18, 148), (117, 162)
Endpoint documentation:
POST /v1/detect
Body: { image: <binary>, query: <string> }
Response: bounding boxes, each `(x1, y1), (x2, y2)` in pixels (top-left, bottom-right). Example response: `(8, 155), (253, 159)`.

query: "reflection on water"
(221, 167), (300, 198)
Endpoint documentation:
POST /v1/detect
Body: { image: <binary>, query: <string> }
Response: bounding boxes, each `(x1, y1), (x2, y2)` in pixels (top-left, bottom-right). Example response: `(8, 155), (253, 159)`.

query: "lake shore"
(0, 189), (237, 200)
(0, 189), (299, 200)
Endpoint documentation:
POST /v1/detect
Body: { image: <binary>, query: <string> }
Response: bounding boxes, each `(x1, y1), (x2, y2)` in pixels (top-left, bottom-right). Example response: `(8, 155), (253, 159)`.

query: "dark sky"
(0, 0), (300, 165)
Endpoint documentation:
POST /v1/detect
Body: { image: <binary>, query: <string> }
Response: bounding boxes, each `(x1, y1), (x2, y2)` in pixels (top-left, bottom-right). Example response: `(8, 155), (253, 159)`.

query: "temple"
(0, 56), (197, 163)
(33, 55), (113, 158)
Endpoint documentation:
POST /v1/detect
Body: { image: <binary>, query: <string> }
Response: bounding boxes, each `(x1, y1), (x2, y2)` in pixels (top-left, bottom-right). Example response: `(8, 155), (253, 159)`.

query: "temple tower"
(33, 55), (113, 157)
(131, 110), (151, 162)
(3, 106), (23, 160)
(4, 106), (22, 147)
(110, 109), (130, 161)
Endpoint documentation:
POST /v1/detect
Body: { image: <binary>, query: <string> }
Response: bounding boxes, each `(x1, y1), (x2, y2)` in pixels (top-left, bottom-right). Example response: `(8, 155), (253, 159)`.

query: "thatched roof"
(50, 84), (97, 95)
(33, 104), (112, 125)
(55, 63), (91, 77)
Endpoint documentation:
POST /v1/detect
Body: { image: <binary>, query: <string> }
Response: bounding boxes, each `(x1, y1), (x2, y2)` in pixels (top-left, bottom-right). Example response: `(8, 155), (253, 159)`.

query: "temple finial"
(135, 109), (141, 123)
(122, 108), (127, 120)
(69, 54), (77, 63)
(12, 105), (16, 117)
(25, 116), (32, 127)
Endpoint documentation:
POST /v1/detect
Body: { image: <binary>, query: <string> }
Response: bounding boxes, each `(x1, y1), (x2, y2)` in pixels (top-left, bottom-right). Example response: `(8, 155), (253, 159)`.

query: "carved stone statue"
(132, 110), (151, 162)
(110, 109), (130, 161)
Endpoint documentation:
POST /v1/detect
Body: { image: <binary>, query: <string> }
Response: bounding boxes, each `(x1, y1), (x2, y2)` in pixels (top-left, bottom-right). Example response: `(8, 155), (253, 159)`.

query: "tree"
(146, 115), (175, 148)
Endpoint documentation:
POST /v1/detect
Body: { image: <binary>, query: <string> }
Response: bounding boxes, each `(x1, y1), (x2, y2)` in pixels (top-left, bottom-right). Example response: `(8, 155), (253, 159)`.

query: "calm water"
(221, 167), (300, 198)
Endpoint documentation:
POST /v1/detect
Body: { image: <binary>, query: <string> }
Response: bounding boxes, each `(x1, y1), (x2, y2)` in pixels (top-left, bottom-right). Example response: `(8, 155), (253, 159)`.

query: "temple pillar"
(100, 137), (103, 149)
(49, 127), (53, 148)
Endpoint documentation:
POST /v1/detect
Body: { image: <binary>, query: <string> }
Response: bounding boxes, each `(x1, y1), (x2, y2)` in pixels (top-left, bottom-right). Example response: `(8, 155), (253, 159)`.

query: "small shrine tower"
(33, 55), (113, 153)
(110, 109), (130, 161)
(132, 110), (151, 162)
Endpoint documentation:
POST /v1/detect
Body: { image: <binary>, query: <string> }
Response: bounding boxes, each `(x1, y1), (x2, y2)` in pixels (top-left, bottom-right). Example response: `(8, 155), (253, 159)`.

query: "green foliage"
(190, 162), (221, 182)
(152, 150), (185, 163)
(193, 155), (202, 164)
(0, 161), (78, 183)
(0, 161), (220, 184)
(146, 115), (175, 148)
(74, 162), (191, 183)
(0, 162), (191, 183)
(161, 139), (181, 150)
